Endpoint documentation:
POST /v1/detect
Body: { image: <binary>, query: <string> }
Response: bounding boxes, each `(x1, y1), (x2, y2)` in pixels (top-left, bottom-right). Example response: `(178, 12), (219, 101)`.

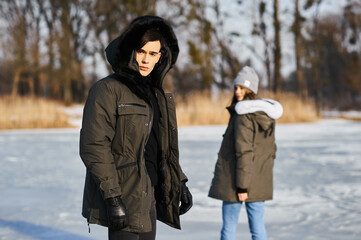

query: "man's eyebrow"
(137, 49), (160, 54)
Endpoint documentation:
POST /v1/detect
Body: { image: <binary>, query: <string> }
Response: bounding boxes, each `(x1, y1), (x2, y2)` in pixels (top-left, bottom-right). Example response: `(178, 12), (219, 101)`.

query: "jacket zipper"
(139, 103), (152, 230)
(164, 92), (172, 161)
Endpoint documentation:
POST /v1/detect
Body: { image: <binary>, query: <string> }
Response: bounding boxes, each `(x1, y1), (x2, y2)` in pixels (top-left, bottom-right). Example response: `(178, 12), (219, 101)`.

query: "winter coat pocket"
(116, 103), (149, 154)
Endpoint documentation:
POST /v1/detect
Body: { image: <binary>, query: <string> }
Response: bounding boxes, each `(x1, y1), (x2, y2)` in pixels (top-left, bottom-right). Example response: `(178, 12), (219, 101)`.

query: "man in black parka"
(79, 15), (192, 240)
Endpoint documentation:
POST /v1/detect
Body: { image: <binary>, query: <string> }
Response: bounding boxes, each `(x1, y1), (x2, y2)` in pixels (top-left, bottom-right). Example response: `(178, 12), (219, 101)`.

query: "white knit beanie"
(233, 66), (259, 94)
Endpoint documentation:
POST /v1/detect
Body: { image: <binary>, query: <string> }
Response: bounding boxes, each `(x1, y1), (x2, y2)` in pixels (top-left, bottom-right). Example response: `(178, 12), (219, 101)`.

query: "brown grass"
(260, 91), (319, 124)
(0, 91), (319, 130)
(175, 90), (319, 126)
(0, 95), (71, 130)
(175, 91), (230, 126)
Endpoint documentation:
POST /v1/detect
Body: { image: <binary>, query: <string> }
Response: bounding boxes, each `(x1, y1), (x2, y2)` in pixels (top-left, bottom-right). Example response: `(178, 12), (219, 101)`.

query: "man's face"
(136, 40), (162, 77)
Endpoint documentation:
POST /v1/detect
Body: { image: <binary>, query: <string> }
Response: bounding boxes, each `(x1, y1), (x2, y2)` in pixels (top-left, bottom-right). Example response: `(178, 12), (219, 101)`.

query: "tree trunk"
(31, 14), (41, 96)
(11, 67), (23, 97)
(59, 1), (73, 104)
(11, 7), (28, 96)
(313, 59), (322, 116)
(294, 0), (308, 100)
(273, 0), (282, 93)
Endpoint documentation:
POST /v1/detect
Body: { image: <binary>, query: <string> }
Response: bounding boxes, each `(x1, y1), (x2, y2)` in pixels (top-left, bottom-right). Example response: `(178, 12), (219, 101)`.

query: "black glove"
(179, 182), (193, 215)
(105, 196), (129, 229)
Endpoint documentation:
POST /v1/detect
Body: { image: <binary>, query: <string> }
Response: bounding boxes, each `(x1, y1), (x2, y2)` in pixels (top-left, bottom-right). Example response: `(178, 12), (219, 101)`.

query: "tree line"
(0, 0), (360, 111)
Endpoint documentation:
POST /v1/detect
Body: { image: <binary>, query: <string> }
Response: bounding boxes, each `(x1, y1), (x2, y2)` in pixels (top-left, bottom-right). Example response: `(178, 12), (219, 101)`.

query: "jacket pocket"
(117, 161), (137, 169)
(115, 103), (149, 154)
(117, 103), (147, 115)
(117, 161), (138, 184)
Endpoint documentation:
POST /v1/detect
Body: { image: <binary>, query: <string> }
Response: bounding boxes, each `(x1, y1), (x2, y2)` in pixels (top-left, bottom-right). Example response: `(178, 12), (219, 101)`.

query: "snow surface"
(1, 119), (361, 240)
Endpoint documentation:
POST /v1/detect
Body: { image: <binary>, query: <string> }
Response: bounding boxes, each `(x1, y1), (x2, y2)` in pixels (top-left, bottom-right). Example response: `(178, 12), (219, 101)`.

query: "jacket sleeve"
(79, 80), (121, 199)
(234, 114), (254, 190)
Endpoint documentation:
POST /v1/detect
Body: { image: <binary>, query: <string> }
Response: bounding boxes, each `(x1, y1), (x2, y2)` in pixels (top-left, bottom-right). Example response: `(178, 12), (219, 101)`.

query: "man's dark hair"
(137, 28), (165, 51)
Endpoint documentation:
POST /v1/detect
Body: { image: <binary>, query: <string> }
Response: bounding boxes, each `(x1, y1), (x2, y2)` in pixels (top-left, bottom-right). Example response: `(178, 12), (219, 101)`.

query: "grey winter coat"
(208, 104), (278, 202)
(80, 16), (186, 232)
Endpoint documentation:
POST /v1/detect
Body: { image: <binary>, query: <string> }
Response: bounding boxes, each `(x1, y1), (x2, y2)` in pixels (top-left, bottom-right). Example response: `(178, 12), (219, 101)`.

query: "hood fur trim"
(235, 99), (284, 120)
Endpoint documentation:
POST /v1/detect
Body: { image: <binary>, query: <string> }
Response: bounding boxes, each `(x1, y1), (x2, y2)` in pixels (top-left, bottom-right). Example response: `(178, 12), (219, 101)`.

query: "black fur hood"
(105, 15), (179, 89)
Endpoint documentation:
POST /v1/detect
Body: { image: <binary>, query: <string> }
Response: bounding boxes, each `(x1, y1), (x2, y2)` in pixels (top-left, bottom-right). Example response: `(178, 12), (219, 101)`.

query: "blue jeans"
(221, 201), (267, 240)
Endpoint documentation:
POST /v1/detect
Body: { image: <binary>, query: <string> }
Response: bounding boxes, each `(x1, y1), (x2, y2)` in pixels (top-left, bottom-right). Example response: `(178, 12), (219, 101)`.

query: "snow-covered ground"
(1, 119), (361, 240)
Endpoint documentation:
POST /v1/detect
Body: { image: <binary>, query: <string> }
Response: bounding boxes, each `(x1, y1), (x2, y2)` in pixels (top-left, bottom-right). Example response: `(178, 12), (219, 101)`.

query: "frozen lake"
(0, 119), (360, 240)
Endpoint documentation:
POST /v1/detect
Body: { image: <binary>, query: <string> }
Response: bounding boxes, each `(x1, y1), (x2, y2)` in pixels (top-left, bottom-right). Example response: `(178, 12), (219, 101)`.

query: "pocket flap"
(117, 103), (147, 115)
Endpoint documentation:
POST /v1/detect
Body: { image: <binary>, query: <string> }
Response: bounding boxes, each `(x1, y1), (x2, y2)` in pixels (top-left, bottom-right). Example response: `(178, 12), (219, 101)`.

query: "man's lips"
(139, 66), (149, 71)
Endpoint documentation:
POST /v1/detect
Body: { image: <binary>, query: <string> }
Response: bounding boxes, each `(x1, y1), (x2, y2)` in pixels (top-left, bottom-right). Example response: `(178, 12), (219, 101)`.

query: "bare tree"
(0, 0), (29, 96)
(251, 0), (273, 91)
(273, 0), (282, 93)
(37, 0), (58, 98)
(341, 0), (361, 105)
(292, 0), (308, 99)
(304, 0), (323, 115)
(212, 0), (243, 90)
(177, 0), (215, 89)
(27, 0), (42, 96)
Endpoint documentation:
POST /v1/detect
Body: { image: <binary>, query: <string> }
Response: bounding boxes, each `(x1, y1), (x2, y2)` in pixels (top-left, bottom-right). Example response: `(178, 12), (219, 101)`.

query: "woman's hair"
(137, 28), (165, 50)
(229, 90), (257, 106)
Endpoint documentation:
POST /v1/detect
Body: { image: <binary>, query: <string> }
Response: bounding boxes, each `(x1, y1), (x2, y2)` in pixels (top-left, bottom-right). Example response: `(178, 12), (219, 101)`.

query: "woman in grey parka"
(208, 66), (283, 240)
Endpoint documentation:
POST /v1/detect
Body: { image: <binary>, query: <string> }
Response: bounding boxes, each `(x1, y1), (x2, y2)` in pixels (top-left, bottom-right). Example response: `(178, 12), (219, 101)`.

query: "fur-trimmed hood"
(235, 99), (283, 120)
(234, 98), (283, 132)
(105, 15), (179, 89)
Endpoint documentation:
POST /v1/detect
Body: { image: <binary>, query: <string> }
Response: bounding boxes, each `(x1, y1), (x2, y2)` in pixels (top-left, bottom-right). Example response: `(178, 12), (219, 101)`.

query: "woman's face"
(136, 40), (162, 77)
(234, 85), (250, 102)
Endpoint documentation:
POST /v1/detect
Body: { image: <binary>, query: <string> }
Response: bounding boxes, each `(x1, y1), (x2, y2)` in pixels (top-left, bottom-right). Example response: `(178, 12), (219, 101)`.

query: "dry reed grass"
(260, 91), (319, 123)
(0, 90), (319, 130)
(175, 91), (231, 126)
(0, 95), (71, 130)
(175, 90), (319, 126)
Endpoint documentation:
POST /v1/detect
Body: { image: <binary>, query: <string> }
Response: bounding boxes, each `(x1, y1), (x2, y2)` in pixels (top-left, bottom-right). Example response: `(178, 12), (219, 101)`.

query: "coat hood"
(232, 98), (282, 131)
(253, 112), (275, 132)
(105, 15), (179, 89)
(235, 99), (283, 120)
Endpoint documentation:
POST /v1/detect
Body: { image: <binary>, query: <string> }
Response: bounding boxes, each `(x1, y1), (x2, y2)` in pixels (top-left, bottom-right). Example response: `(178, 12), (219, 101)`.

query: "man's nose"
(142, 54), (149, 63)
